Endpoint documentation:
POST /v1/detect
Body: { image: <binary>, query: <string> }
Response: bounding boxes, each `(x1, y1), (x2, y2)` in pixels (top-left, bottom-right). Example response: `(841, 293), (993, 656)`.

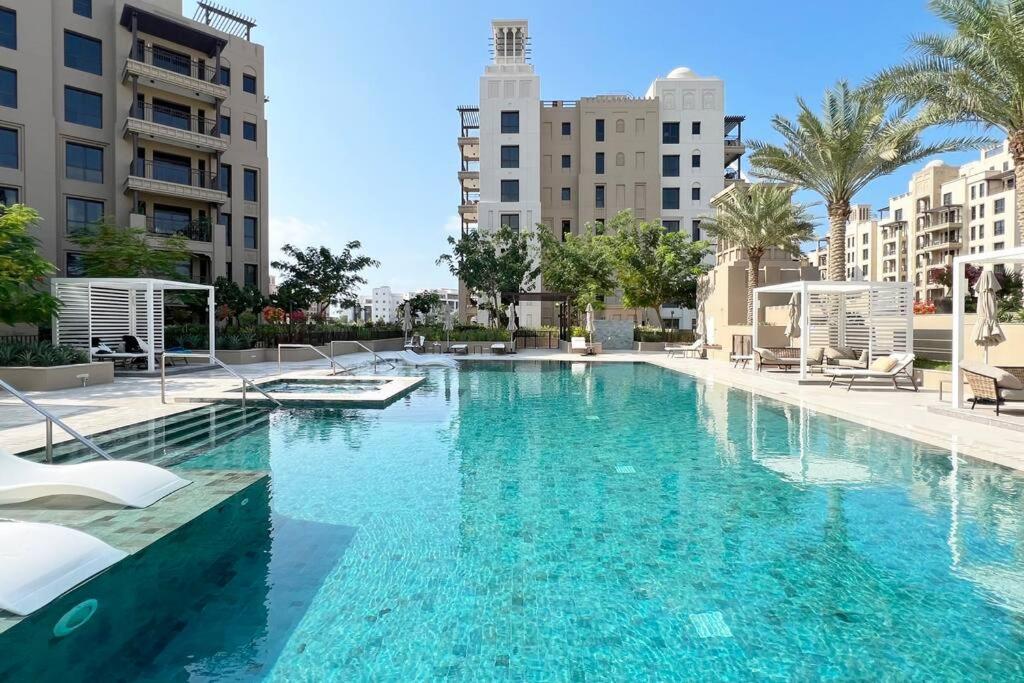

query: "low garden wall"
(0, 362), (114, 391)
(190, 338), (407, 365)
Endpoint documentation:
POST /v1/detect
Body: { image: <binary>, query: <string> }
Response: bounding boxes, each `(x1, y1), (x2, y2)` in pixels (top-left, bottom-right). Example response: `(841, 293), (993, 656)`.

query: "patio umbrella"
(585, 303), (595, 344)
(402, 302), (413, 342)
(694, 300), (706, 341)
(507, 302), (518, 352)
(784, 293), (801, 340)
(972, 269), (1005, 364)
(442, 306), (454, 350)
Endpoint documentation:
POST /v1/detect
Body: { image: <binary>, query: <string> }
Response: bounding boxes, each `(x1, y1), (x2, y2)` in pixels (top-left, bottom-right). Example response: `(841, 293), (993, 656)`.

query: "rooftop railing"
(130, 44), (226, 83)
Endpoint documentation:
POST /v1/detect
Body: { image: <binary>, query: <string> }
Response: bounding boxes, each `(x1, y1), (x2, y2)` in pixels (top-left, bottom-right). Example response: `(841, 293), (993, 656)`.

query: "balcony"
(917, 237), (961, 253)
(125, 160), (227, 204)
(724, 138), (745, 166)
(134, 214), (213, 243)
(458, 136), (480, 161)
(458, 170), (480, 192)
(458, 201), (479, 222)
(123, 45), (229, 103)
(124, 103), (228, 153)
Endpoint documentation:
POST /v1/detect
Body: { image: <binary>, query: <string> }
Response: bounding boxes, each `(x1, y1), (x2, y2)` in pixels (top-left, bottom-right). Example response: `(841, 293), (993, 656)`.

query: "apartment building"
(456, 20), (743, 327)
(0, 0), (269, 294)
(370, 286), (404, 324)
(842, 204), (880, 280)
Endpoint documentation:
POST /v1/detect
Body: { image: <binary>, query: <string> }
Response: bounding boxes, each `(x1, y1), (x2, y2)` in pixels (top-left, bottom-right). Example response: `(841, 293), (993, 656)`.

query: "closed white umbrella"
(401, 301), (413, 342)
(973, 269), (1005, 364)
(784, 293), (801, 340)
(585, 303), (595, 344)
(442, 306), (454, 350)
(507, 302), (518, 352)
(694, 301), (706, 341)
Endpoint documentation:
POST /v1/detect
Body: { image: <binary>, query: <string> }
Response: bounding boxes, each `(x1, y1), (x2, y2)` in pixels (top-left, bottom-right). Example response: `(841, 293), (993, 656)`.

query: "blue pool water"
(4, 361), (1024, 680)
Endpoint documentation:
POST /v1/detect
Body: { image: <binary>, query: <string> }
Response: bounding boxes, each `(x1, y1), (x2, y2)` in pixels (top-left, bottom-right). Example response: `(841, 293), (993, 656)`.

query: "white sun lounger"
(825, 353), (917, 391)
(666, 339), (703, 358)
(0, 521), (127, 615)
(490, 343), (507, 355)
(0, 449), (190, 508)
(450, 343), (468, 355)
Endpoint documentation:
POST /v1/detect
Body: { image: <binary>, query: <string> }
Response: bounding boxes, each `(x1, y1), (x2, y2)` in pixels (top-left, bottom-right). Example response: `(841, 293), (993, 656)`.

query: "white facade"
(371, 286), (404, 324)
(477, 20), (543, 327)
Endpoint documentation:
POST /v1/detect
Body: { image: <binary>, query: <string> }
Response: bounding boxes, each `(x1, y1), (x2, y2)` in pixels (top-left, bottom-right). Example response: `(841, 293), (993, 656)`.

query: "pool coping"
(170, 373), (426, 408)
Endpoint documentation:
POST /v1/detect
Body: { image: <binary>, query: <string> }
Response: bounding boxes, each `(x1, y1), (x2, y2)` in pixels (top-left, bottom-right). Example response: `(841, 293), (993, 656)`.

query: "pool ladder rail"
(161, 352), (282, 408)
(277, 342), (397, 376)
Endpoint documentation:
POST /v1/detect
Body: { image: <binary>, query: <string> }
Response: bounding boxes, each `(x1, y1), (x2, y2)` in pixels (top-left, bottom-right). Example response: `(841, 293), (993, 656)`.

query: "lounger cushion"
(962, 361), (1024, 390)
(869, 356), (898, 372)
(825, 346), (857, 361)
(836, 358), (866, 368)
(807, 347), (824, 364)
(755, 347), (779, 362)
(999, 388), (1024, 401)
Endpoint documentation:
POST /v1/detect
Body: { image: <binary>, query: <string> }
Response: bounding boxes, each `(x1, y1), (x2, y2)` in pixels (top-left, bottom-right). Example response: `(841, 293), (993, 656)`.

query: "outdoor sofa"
(960, 361), (1024, 415)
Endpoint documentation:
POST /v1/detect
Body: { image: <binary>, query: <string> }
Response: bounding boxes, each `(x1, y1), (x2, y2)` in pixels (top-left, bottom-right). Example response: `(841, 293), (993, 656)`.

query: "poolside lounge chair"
(754, 346), (826, 372)
(0, 521), (127, 615)
(404, 335), (425, 353)
(825, 346), (868, 369)
(0, 449), (190, 508)
(490, 343), (507, 355)
(960, 361), (1024, 416)
(666, 339), (703, 359)
(825, 353), (917, 391)
(450, 343), (469, 355)
(90, 336), (147, 368)
(570, 337), (595, 355)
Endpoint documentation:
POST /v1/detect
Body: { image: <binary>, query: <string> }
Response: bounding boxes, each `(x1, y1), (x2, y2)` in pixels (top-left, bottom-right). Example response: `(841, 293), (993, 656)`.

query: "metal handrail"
(277, 344), (345, 375)
(0, 378), (113, 463)
(160, 353), (281, 407)
(329, 340), (397, 370)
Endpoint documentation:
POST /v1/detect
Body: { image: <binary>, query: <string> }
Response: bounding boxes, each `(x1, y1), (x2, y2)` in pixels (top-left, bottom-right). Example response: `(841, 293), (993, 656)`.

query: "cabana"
(753, 280), (914, 380)
(51, 278), (215, 372)
(951, 246), (1024, 409)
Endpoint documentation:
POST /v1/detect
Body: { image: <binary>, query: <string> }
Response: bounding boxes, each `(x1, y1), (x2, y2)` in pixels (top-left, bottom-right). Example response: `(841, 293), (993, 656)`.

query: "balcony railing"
(146, 215), (212, 242)
(130, 160), (218, 189)
(130, 103), (218, 137)
(131, 44), (222, 83)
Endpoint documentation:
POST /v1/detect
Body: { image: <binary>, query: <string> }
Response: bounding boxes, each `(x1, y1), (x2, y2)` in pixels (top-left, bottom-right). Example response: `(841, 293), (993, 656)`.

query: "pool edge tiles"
(173, 374), (426, 408)
(0, 469), (268, 636)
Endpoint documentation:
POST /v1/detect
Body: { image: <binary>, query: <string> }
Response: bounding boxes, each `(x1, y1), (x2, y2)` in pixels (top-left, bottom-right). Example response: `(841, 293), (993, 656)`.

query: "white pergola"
(951, 246), (1024, 408)
(753, 280), (915, 380)
(51, 278), (215, 372)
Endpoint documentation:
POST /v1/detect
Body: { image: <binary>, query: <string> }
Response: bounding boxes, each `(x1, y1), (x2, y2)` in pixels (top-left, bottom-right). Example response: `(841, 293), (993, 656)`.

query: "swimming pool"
(243, 378), (390, 393)
(3, 361), (1024, 679)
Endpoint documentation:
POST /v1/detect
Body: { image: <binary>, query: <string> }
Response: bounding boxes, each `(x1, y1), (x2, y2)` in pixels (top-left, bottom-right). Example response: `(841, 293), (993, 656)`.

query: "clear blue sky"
(186, 0), (984, 293)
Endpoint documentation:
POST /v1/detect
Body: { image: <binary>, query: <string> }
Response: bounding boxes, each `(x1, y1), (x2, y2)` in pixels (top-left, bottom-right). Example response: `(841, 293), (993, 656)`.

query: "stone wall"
(593, 320), (635, 350)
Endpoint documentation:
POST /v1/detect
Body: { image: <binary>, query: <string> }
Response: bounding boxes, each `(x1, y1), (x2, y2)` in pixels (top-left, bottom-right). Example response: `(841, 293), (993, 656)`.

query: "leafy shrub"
(0, 341), (88, 367)
(633, 327), (695, 343)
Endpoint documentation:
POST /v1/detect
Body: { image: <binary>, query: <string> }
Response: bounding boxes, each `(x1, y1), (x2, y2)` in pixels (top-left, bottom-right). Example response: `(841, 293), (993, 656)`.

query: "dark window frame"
(0, 7), (15, 50)
(691, 153), (701, 168)
(243, 216), (258, 249)
(662, 154), (680, 177)
(243, 168), (258, 202)
(244, 263), (258, 287)
(64, 86), (103, 128)
(595, 152), (605, 175)
(0, 185), (18, 205)
(691, 186), (701, 201)
(500, 110), (519, 134)
(66, 196), (104, 235)
(64, 30), (102, 75)
(595, 184), (605, 209)
(0, 126), (17, 169)
(218, 66), (231, 86)
(691, 121), (701, 135)
(65, 141), (103, 183)
(662, 188), (680, 211)
(662, 220), (680, 233)
(663, 122), (680, 144)
(0, 66), (15, 108)
(561, 187), (571, 201)
(73, 0), (92, 18)
(500, 145), (519, 169)
(219, 114), (230, 136)
(561, 122), (571, 136)
(499, 213), (520, 231)
(242, 73), (257, 94)
(221, 212), (232, 246)
(561, 154), (571, 169)
(219, 163), (232, 196)
(242, 120), (256, 142)
(500, 179), (519, 203)
(595, 118), (605, 142)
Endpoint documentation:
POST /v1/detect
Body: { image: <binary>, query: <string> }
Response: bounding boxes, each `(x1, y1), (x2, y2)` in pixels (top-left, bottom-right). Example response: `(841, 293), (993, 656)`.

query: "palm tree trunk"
(827, 202), (851, 281)
(747, 252), (761, 326)
(1009, 129), (1024, 246)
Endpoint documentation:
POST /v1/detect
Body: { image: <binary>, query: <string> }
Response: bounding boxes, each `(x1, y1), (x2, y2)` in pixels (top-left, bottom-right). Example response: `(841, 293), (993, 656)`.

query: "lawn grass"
(914, 358), (951, 371)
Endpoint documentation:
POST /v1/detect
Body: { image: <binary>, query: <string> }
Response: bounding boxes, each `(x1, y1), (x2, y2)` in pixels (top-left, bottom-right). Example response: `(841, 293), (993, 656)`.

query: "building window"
(225, 261), (233, 280)
(0, 67), (15, 108)
(561, 187), (571, 201)
(595, 185), (605, 208)
(0, 7), (14, 50)
(221, 212), (232, 246)
(64, 86), (102, 128)
(663, 122), (679, 144)
(978, 225), (985, 239)
(66, 197), (103, 234)
(595, 119), (605, 142)
(691, 185), (701, 201)
(0, 126), (16, 168)
(595, 152), (604, 174)
(692, 121), (701, 135)
(942, 192), (952, 206)
(243, 216), (258, 249)
(218, 66), (231, 86)
(561, 154), (570, 169)
(561, 219), (571, 239)
(500, 111), (519, 134)
(979, 204), (985, 218)
(244, 264), (257, 287)
(561, 122), (571, 136)
(662, 188), (680, 210)
(243, 121), (256, 141)
(862, 248), (869, 260)
(243, 168), (258, 201)
(65, 142), (103, 183)
(894, 208), (903, 221)
(500, 213), (520, 232)
(0, 185), (17, 205)
(994, 219), (1005, 236)
(219, 115), (230, 136)
(500, 179), (519, 202)
(662, 220), (680, 233)
(691, 220), (701, 241)
(219, 163), (232, 196)
(995, 198), (1005, 214)
(500, 145), (519, 168)
(662, 155), (680, 177)
(995, 242), (1005, 251)
(691, 153), (701, 168)
(64, 31), (101, 75)
(73, 0), (92, 17)
(66, 252), (85, 277)
(242, 73), (257, 94)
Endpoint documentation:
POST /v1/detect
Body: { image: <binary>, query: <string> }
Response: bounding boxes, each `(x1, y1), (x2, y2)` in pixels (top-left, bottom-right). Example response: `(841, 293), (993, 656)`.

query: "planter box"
(0, 362), (114, 391)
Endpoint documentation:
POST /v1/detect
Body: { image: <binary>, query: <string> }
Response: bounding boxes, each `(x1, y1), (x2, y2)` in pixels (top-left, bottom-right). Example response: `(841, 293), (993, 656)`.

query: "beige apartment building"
(0, 0), (269, 296)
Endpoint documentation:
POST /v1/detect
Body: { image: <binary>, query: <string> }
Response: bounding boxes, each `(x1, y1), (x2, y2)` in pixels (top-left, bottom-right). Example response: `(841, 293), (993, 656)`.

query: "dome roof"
(666, 66), (697, 79)
(924, 159), (948, 169)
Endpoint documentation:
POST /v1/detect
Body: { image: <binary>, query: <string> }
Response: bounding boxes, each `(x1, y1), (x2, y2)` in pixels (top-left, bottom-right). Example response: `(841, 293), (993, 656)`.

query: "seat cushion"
(807, 347), (824, 364)
(755, 348), (779, 363)
(962, 361), (1024, 390)
(870, 356), (898, 373)
(837, 358), (866, 368)
(999, 388), (1024, 401)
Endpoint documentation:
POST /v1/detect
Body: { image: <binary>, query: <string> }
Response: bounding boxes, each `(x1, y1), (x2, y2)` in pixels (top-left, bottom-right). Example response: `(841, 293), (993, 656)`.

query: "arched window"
(615, 118), (625, 133)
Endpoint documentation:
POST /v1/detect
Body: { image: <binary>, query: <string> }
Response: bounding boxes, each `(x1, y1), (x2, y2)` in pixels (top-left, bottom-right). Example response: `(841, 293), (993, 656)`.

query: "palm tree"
(749, 81), (981, 280)
(700, 183), (817, 325)
(871, 0), (1024, 243)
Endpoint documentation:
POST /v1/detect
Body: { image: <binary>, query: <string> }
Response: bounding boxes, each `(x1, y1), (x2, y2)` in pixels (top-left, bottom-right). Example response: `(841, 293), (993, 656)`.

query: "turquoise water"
(240, 378), (389, 394)
(4, 361), (1024, 680)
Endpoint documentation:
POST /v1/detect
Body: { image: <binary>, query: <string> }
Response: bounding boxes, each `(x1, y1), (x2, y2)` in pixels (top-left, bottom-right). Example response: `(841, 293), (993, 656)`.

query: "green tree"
(72, 222), (190, 278)
(405, 290), (442, 320)
(437, 225), (540, 326)
(605, 211), (710, 330)
(871, 0), (1024, 243)
(214, 276), (266, 326)
(699, 183), (817, 325)
(272, 243), (379, 316)
(537, 225), (615, 324)
(749, 81), (980, 280)
(0, 204), (61, 325)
